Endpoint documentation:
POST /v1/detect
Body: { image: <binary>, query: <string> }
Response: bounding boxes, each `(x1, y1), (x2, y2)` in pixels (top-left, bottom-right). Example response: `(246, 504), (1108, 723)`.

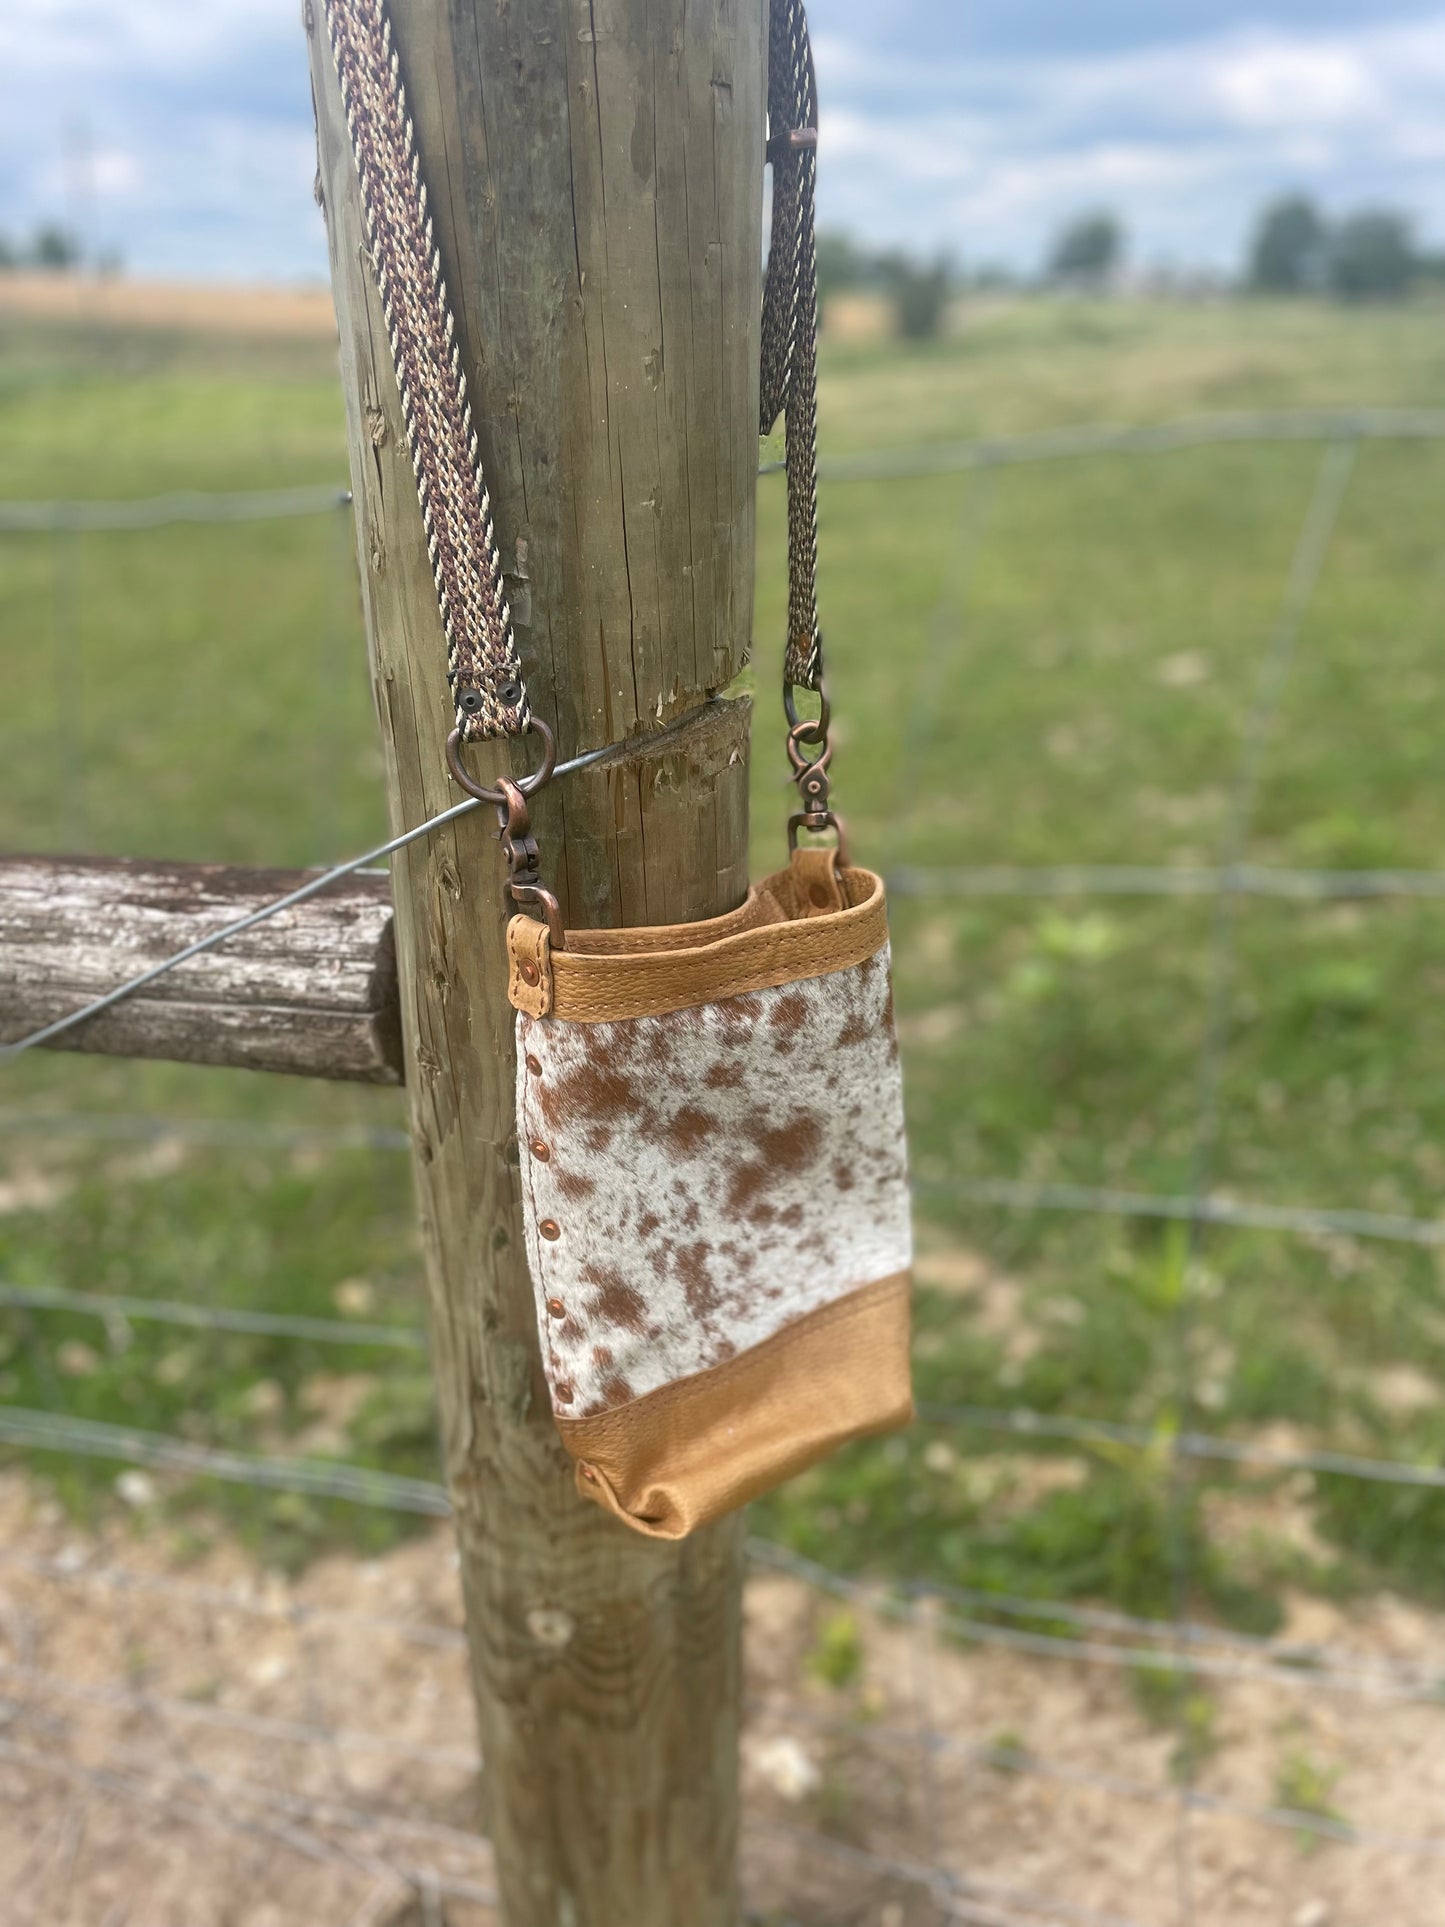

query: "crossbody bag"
(325, 0), (914, 1539)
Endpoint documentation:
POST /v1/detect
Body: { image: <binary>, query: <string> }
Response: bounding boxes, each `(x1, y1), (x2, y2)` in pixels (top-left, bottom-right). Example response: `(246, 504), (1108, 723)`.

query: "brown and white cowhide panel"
(515, 945), (911, 1418)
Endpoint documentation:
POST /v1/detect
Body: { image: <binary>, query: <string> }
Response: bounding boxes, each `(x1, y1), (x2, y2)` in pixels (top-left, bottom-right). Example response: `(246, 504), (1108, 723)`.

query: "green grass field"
(6, 297), (1445, 1630)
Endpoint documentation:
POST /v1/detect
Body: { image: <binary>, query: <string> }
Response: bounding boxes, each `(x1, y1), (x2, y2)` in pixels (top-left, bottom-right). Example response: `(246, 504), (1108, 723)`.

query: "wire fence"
(6, 405), (1445, 1924)
(0, 484), (352, 533)
(0, 403), (1440, 533)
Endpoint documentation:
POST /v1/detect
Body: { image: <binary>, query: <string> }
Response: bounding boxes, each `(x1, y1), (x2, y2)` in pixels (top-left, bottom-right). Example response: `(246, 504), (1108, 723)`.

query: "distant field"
(0, 271), (337, 339)
(5, 297), (1445, 1632)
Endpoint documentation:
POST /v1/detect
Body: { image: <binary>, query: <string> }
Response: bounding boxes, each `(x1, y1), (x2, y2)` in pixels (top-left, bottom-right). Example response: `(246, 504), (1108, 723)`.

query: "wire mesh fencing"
(6, 406), (1445, 1924)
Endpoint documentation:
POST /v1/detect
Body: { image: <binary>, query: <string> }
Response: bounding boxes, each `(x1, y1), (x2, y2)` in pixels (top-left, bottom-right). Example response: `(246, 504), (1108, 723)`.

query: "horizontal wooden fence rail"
(0, 856), (401, 1084)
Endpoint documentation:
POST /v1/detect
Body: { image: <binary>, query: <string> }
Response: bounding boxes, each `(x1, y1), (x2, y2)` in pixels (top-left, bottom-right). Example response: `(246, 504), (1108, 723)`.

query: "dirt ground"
(1, 1471), (1444, 1927)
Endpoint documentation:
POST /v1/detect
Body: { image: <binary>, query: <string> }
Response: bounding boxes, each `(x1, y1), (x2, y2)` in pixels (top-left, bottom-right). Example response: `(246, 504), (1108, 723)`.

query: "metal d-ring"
(444, 717), (557, 805)
(786, 720), (834, 777)
(787, 809), (850, 868)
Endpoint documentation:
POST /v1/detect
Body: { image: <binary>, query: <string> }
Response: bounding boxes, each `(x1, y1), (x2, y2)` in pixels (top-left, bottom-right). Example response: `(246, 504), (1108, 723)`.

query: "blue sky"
(1, 2), (1441, 281)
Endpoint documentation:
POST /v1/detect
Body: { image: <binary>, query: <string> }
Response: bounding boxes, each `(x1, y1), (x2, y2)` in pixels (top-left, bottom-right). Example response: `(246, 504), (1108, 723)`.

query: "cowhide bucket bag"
(505, 844), (912, 1538)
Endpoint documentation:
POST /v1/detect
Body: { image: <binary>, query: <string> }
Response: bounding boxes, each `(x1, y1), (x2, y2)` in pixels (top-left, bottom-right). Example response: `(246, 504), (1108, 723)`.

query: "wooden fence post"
(307, 2), (764, 1922)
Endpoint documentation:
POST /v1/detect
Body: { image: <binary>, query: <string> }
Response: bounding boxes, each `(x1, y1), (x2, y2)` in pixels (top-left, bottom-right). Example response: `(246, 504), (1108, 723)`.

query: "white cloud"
(1, 1), (1443, 278)
(0, 0), (317, 277)
(91, 149), (143, 197)
(816, 9), (1445, 266)
(0, 0), (287, 78)
(1206, 42), (1383, 128)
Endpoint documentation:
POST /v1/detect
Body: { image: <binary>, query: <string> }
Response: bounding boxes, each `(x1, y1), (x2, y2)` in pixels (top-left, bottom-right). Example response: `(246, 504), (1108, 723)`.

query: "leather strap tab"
(790, 845), (845, 917)
(507, 915), (553, 1017)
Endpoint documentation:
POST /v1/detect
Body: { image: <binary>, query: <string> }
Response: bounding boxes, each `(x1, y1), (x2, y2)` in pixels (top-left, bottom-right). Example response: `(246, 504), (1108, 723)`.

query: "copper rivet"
(531, 1138), (551, 1162)
(525, 1053), (543, 1075)
(520, 959), (540, 985)
(547, 1296), (566, 1318)
(555, 1383), (574, 1404)
(539, 1218), (561, 1241)
(809, 882), (831, 908)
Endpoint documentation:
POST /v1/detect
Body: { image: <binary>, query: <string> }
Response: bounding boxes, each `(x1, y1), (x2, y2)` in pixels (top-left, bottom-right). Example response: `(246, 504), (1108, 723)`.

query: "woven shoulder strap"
(323, 0), (528, 744)
(760, 0), (822, 694)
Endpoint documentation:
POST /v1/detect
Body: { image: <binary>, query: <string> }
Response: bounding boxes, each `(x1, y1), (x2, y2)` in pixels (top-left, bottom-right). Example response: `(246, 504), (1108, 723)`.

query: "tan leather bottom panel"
(556, 1271), (913, 1539)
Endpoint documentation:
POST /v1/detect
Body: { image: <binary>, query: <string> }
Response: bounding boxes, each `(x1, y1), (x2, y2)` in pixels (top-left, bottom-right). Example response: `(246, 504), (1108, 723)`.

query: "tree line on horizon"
(1044, 199), (1432, 300)
(2, 195), (1431, 333)
(1245, 197), (1424, 300)
(0, 224), (90, 273)
(821, 195), (1437, 338)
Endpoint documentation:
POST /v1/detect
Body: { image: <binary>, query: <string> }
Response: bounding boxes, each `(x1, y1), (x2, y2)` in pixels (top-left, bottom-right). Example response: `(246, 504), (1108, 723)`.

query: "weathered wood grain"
(0, 856), (401, 1083)
(307, 1), (764, 1922)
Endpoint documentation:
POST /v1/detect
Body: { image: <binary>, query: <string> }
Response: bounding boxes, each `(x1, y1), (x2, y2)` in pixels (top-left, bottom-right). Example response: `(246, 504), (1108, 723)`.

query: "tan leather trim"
(525, 865), (888, 1022)
(789, 845), (847, 916)
(557, 1271), (913, 1540)
(561, 884), (783, 957)
(506, 916), (553, 1017)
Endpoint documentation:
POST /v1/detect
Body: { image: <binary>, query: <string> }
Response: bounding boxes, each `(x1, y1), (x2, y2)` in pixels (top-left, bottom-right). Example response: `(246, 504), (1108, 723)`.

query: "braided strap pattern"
(760, 0), (822, 691)
(324, 0), (529, 741)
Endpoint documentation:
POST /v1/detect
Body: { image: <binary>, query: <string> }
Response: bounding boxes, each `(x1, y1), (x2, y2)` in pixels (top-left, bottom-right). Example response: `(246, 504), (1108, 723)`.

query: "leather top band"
(506, 860), (888, 1024)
